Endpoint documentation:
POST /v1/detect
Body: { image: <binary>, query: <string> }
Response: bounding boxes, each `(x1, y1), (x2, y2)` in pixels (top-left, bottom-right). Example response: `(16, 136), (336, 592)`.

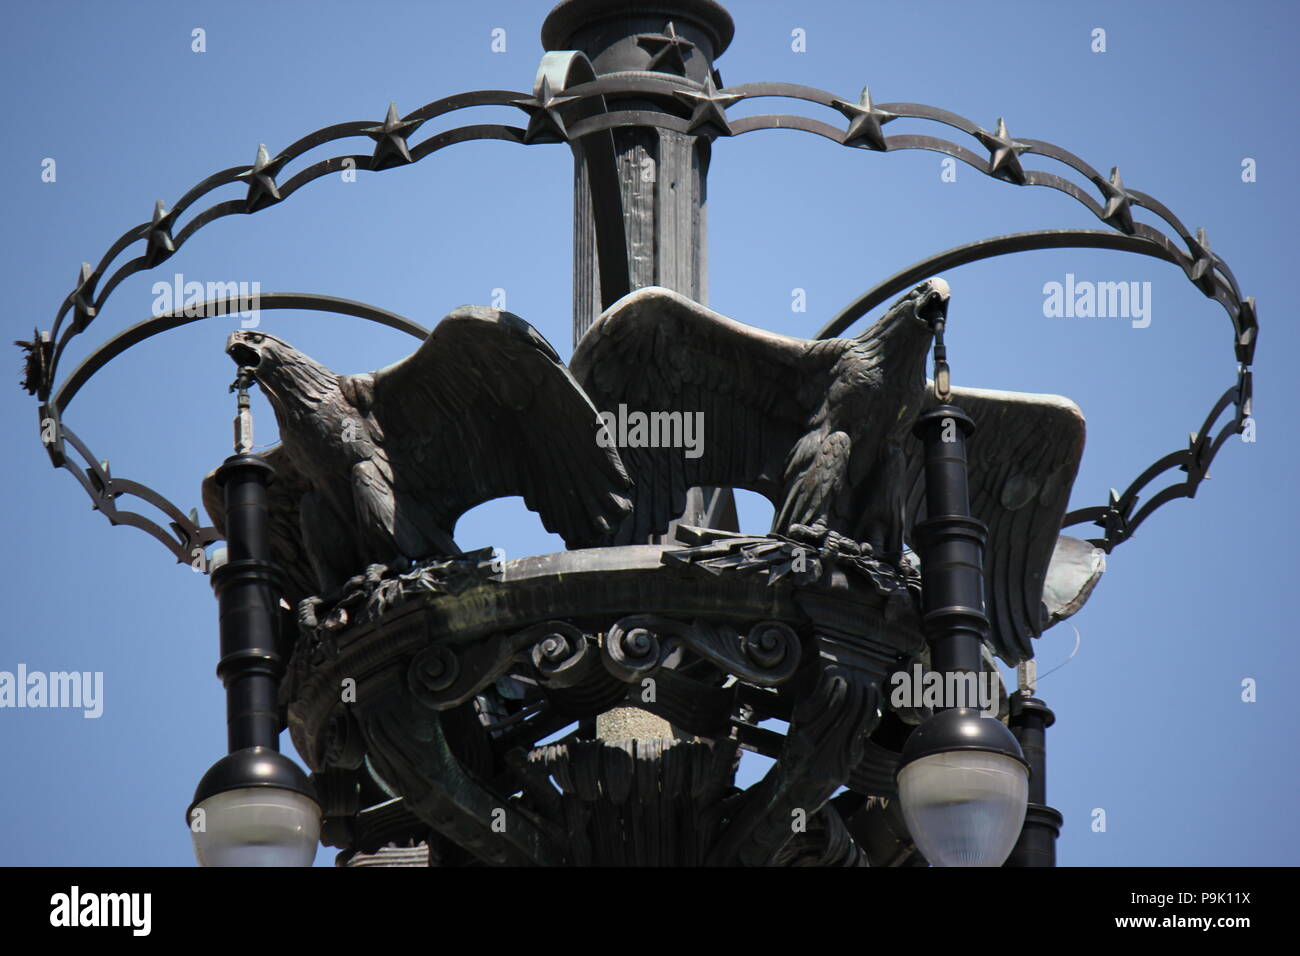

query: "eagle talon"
(786, 522), (830, 547)
(823, 531), (865, 557)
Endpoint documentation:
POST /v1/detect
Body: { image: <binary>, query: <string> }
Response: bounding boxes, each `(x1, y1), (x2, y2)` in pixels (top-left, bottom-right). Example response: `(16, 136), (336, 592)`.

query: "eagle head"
(853, 277), (951, 394)
(225, 330), (338, 417)
(226, 329), (276, 368)
(859, 276), (950, 344)
(895, 276), (950, 330)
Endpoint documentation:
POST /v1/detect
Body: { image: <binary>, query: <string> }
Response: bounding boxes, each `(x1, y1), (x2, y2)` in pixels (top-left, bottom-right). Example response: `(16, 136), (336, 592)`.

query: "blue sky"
(2, 0), (1295, 866)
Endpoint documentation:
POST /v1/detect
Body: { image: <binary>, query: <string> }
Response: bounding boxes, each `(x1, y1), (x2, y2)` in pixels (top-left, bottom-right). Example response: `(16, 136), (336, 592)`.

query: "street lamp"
(897, 708), (1028, 867)
(187, 374), (319, 867)
(189, 749), (320, 867)
(897, 393), (1028, 866)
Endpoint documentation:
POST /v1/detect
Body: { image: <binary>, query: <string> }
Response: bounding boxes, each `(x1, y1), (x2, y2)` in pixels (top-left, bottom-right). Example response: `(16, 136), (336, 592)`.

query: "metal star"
(637, 21), (695, 76)
(1237, 365), (1253, 417)
(676, 74), (742, 137)
(1100, 166), (1135, 234)
(975, 117), (1031, 184)
(238, 144), (283, 212)
(513, 76), (577, 144)
(71, 261), (97, 332)
(365, 102), (424, 170)
(1187, 227), (1217, 296)
(1235, 296), (1257, 365)
(1183, 430), (1210, 481)
(832, 86), (894, 151)
(144, 200), (176, 267)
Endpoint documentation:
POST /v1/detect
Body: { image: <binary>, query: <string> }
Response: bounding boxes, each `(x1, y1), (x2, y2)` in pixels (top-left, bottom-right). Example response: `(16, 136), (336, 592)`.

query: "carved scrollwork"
(322, 705), (366, 770)
(683, 619), (802, 686)
(744, 621), (801, 677)
(410, 621), (600, 711)
(530, 623), (596, 689)
(601, 615), (685, 682)
(408, 644), (460, 707)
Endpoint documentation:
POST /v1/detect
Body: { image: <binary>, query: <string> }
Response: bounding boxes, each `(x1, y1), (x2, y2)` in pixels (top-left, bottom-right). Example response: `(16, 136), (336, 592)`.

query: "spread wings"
(903, 385), (1087, 664)
(571, 286), (847, 542)
(357, 305), (631, 552)
(205, 306), (631, 607)
(571, 286), (1090, 665)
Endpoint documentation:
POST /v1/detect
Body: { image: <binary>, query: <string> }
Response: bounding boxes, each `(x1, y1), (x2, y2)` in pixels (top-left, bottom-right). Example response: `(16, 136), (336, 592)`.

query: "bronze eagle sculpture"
(203, 307), (632, 606)
(570, 282), (1089, 664)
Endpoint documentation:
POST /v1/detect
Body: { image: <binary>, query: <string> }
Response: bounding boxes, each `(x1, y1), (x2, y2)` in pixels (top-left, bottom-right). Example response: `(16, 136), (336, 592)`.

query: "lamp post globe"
(897, 707), (1029, 867)
(188, 747), (320, 868)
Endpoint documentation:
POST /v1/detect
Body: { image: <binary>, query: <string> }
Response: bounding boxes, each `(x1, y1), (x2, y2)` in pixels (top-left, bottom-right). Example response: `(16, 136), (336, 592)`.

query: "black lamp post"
(896, 330), (1030, 866)
(1005, 692), (1063, 867)
(186, 372), (319, 867)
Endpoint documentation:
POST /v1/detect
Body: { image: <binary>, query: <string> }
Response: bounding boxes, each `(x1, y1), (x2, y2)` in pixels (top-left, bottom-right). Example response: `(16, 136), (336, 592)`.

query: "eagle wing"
(201, 443), (323, 610)
(902, 385), (1087, 665)
(570, 286), (840, 543)
(356, 305), (632, 552)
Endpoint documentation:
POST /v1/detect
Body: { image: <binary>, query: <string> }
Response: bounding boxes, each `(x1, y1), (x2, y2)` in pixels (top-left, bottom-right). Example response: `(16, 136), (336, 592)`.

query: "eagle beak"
(226, 332), (261, 369)
(916, 278), (950, 327)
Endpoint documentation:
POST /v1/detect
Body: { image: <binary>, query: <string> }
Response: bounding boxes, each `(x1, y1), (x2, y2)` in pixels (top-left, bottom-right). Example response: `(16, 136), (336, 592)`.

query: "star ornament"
(1100, 166), (1136, 234)
(365, 102), (424, 169)
(676, 74), (742, 137)
(975, 117), (1031, 184)
(71, 261), (97, 332)
(237, 144), (284, 212)
(832, 86), (894, 151)
(637, 21), (695, 76)
(512, 76), (578, 145)
(144, 199), (176, 267)
(1187, 226), (1218, 296)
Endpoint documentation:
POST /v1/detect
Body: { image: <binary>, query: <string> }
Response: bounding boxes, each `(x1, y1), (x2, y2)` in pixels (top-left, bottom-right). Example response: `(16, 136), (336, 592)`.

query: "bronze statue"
(203, 307), (631, 605)
(572, 282), (1087, 663)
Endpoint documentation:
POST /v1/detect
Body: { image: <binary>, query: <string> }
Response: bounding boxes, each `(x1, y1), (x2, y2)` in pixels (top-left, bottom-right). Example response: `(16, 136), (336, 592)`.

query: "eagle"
(570, 282), (1090, 664)
(203, 307), (632, 607)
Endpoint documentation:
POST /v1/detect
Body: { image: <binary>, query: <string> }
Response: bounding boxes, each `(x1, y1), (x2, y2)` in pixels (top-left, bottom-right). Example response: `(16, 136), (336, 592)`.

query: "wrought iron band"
(27, 69), (1255, 565)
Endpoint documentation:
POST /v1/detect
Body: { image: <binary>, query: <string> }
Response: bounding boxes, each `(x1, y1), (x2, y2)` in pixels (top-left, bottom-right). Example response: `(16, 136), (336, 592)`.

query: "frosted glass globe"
(898, 749), (1028, 867)
(191, 787), (320, 867)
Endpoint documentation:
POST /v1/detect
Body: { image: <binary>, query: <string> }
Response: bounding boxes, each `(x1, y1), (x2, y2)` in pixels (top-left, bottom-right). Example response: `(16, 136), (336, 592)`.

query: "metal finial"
(230, 366), (256, 454)
(1016, 658), (1037, 696)
(931, 314), (951, 402)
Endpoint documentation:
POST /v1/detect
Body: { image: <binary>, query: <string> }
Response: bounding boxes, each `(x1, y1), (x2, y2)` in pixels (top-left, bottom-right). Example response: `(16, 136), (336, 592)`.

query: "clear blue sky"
(2, 0), (1295, 866)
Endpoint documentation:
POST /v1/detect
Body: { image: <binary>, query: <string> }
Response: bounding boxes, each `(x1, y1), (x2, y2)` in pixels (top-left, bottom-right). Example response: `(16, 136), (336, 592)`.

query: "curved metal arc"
(46, 123), (530, 397)
(408, 124), (528, 161)
(728, 114), (845, 142)
(172, 198), (259, 247)
(44, 95), (541, 383)
(1061, 383), (1246, 548)
(714, 81), (842, 108)
(815, 229), (1180, 340)
(1017, 138), (1107, 187)
(405, 89), (531, 123)
(551, 76), (1246, 309)
(55, 421), (220, 563)
(32, 72), (1258, 578)
(54, 293), (429, 414)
